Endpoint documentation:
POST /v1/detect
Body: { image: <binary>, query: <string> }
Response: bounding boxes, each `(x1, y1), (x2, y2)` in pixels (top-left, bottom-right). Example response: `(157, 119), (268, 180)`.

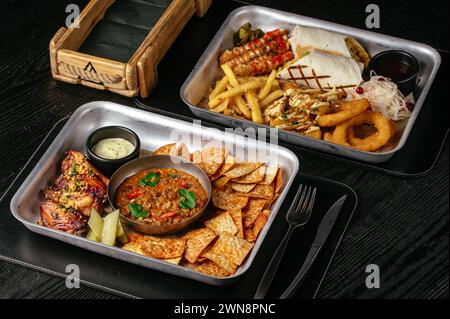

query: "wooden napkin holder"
(50, 0), (212, 98)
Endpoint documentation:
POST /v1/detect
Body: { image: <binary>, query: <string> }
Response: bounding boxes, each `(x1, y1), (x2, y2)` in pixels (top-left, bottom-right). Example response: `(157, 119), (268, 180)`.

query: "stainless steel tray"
(180, 5), (441, 163)
(9, 101), (299, 286)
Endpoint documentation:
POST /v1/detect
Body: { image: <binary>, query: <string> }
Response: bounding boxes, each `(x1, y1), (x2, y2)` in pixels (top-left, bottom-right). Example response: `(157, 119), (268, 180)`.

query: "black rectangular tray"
(0, 116), (357, 299)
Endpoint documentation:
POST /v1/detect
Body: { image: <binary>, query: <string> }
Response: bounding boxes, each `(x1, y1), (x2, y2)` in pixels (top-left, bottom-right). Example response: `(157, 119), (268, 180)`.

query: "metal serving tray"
(180, 5), (441, 163)
(10, 101), (299, 286)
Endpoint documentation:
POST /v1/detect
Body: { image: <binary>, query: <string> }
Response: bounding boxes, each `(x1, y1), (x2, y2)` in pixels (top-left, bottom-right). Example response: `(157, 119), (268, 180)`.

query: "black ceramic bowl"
(86, 126), (140, 176)
(368, 50), (419, 96)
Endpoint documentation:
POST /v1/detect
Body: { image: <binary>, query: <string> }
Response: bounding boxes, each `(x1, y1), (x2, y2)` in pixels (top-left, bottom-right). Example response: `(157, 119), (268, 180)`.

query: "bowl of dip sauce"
(368, 50), (419, 96)
(86, 126), (140, 176)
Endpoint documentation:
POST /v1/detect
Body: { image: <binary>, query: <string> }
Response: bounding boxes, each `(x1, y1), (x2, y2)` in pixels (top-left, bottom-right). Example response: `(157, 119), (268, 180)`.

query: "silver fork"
(254, 184), (317, 299)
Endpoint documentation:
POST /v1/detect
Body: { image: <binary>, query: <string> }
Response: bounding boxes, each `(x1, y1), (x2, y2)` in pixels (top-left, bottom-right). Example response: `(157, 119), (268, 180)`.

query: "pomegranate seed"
(356, 87), (364, 94)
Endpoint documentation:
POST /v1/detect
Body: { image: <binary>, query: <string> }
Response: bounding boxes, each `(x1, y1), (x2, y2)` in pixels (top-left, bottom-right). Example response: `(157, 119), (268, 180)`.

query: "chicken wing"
(39, 150), (109, 235)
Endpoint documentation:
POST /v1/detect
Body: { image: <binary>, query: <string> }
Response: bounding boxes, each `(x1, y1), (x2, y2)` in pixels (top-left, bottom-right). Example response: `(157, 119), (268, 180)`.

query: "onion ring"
(348, 121), (396, 147)
(317, 99), (370, 127)
(331, 111), (392, 152)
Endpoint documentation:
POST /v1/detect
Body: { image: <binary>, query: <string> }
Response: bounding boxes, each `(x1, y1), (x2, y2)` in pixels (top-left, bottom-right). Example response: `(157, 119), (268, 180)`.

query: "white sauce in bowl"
(93, 138), (135, 160)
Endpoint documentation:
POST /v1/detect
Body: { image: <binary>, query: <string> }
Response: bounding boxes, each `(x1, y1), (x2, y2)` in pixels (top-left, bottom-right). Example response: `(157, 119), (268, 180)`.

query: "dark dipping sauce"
(373, 59), (416, 82)
(115, 168), (207, 226)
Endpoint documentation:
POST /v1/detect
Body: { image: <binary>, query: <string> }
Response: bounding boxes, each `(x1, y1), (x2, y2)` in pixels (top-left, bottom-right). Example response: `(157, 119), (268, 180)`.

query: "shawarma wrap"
(277, 50), (363, 92)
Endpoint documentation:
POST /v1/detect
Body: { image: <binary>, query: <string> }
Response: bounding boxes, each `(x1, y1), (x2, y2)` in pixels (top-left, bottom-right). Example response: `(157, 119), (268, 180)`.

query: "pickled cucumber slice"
(102, 210), (119, 246)
(88, 209), (103, 239)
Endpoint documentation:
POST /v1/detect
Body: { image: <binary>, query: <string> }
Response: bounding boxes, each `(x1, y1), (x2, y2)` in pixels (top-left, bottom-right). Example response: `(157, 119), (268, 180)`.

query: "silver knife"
(279, 195), (347, 299)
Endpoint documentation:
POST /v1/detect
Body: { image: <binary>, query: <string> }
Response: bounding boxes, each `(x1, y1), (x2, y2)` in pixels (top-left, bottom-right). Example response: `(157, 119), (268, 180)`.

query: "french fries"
(209, 76), (229, 100)
(258, 70), (277, 100)
(234, 95), (252, 119)
(245, 91), (264, 124)
(221, 64), (240, 88)
(208, 80), (263, 108)
(260, 90), (285, 109)
(211, 98), (229, 113)
(207, 65), (283, 125)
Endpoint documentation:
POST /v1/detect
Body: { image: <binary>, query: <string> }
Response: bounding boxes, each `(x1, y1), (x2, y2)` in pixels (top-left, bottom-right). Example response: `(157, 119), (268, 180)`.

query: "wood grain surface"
(0, 0), (448, 299)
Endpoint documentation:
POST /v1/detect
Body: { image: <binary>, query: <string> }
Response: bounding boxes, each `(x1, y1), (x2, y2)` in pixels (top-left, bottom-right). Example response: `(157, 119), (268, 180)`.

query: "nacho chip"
(230, 183), (256, 193)
(203, 232), (253, 273)
(212, 190), (249, 211)
(153, 143), (176, 156)
(184, 228), (217, 263)
(204, 212), (238, 236)
(195, 261), (229, 277)
(162, 257), (182, 265)
(153, 143), (190, 160)
(213, 176), (230, 189)
(228, 210), (244, 238)
(192, 147), (227, 175)
(210, 155), (237, 181)
(243, 198), (266, 227)
(244, 228), (256, 243)
(262, 209), (271, 217)
(241, 184), (274, 200)
(224, 162), (264, 179)
(252, 212), (268, 239)
(202, 249), (237, 274)
(266, 193), (280, 209)
(274, 169), (283, 194)
(259, 165), (279, 185)
(122, 241), (145, 255)
(139, 235), (186, 259)
(233, 164), (266, 184)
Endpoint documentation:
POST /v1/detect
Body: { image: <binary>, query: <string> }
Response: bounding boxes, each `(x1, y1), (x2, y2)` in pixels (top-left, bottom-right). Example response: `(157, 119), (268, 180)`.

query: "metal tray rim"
(10, 101), (300, 286)
(180, 5), (442, 162)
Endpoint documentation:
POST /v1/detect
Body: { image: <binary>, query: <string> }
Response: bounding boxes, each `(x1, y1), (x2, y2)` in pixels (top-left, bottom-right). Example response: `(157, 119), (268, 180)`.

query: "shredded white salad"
(349, 73), (415, 121)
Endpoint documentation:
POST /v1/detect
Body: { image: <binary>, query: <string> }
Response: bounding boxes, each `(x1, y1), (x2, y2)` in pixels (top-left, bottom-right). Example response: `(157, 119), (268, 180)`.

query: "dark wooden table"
(0, 0), (448, 299)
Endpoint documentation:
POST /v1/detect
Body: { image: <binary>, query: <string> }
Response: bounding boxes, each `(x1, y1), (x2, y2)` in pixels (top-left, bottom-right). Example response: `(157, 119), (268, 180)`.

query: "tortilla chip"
(274, 169), (283, 194)
(122, 241), (145, 255)
(266, 193), (280, 209)
(192, 147), (227, 175)
(213, 176), (230, 189)
(243, 198), (266, 227)
(203, 232), (253, 273)
(228, 210), (244, 238)
(202, 249), (237, 274)
(210, 155), (237, 181)
(224, 162), (264, 179)
(230, 183), (256, 193)
(244, 228), (256, 243)
(139, 235), (186, 259)
(262, 209), (271, 217)
(195, 261), (230, 277)
(204, 212), (238, 236)
(233, 165), (266, 184)
(184, 228), (217, 263)
(252, 212), (268, 239)
(212, 190), (249, 211)
(240, 184), (274, 200)
(162, 257), (182, 265)
(153, 143), (176, 156)
(259, 165), (279, 185)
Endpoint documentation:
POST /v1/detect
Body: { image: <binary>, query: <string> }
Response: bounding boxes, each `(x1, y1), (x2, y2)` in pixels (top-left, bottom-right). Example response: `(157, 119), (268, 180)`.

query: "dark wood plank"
(0, 0), (448, 299)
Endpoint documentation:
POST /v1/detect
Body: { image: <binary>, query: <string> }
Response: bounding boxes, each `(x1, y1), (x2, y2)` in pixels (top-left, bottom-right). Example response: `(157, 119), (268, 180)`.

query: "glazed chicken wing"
(39, 150), (109, 235)
(40, 200), (88, 236)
